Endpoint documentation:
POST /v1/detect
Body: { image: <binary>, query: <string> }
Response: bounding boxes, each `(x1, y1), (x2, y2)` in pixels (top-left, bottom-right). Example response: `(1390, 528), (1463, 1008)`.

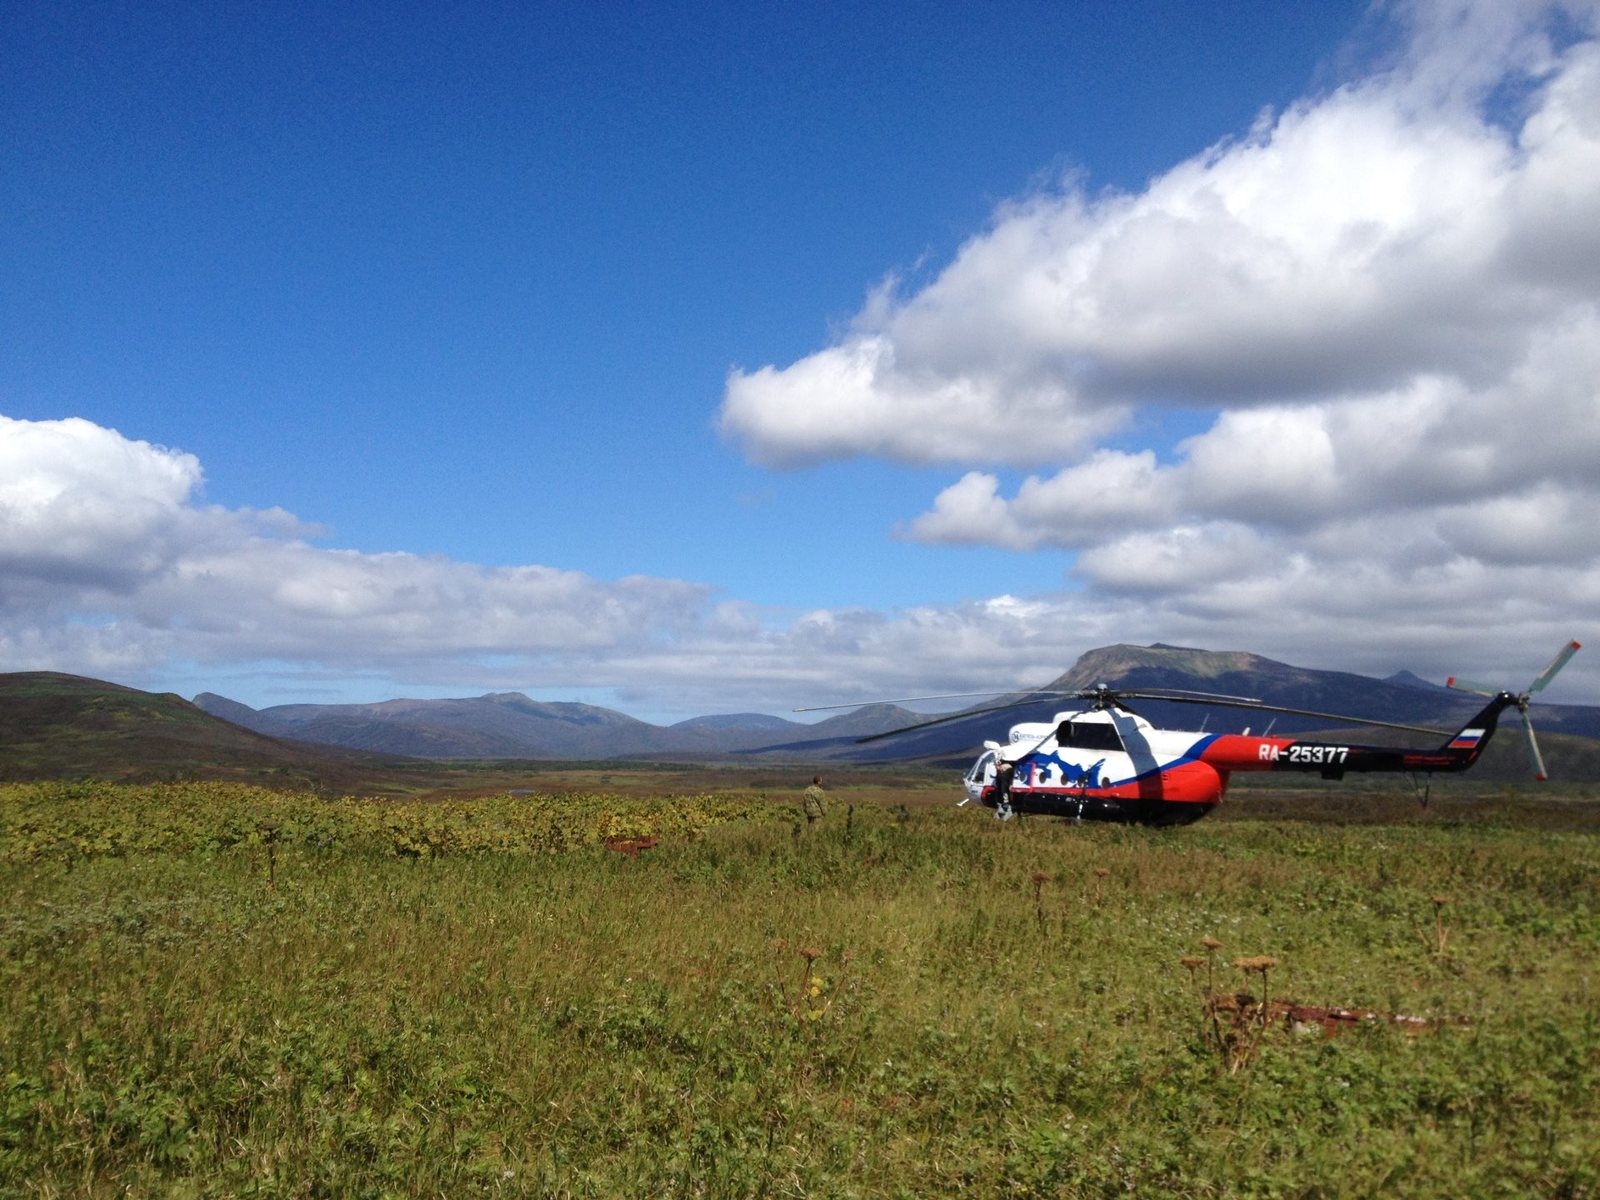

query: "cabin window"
(1055, 721), (1124, 752)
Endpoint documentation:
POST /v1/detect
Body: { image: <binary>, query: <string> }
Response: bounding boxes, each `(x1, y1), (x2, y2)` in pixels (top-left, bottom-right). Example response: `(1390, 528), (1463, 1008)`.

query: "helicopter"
(797, 642), (1582, 826)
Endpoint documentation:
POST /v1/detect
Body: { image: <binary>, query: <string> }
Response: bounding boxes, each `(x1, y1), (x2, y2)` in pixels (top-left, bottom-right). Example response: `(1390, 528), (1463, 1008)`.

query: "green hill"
(0, 672), (395, 789)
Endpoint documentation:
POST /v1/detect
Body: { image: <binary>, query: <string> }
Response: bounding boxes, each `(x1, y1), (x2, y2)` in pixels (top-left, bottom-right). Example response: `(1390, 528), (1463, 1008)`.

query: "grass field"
(3, 780), (1598, 1197)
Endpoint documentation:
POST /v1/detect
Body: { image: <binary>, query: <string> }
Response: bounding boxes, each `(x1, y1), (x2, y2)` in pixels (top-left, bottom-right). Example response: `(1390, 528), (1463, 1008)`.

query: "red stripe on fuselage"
(1200, 734), (1294, 772)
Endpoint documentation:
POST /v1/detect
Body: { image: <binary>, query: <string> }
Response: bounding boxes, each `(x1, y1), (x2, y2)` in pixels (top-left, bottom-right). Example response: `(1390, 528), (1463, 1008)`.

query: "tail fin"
(1437, 693), (1514, 766)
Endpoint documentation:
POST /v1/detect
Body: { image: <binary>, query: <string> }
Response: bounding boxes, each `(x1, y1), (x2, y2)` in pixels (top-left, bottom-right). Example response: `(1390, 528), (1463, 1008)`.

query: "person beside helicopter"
(801, 775), (827, 826)
(992, 757), (1016, 819)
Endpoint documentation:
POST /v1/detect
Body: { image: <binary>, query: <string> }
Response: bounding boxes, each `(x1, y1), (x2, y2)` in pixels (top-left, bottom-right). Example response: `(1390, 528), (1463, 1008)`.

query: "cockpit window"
(966, 751), (996, 783)
(1055, 720), (1124, 752)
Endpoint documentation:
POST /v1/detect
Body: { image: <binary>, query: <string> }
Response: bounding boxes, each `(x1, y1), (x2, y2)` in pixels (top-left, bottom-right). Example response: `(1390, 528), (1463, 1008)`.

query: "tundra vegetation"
(2, 780), (1597, 1197)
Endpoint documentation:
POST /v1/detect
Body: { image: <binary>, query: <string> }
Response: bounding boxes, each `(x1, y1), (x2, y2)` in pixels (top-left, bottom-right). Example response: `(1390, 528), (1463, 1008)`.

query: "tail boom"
(1199, 693), (1514, 779)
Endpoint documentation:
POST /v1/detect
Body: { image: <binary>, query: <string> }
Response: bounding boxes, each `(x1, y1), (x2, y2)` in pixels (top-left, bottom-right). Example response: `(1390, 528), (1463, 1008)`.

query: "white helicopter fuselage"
(960, 706), (1215, 820)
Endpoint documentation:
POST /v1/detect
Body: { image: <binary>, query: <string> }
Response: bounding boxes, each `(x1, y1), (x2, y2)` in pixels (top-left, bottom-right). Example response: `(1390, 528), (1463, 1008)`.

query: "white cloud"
(1, 409), (1590, 714)
(0, 416), (708, 681)
(1434, 484), (1600, 564)
(723, 6), (1599, 471)
(720, 335), (1124, 468)
(713, 0), (1600, 706)
(0, 415), (1099, 712)
(1075, 524), (1278, 594)
(904, 451), (1177, 550)
(0, 415), (201, 588)
(898, 472), (1031, 549)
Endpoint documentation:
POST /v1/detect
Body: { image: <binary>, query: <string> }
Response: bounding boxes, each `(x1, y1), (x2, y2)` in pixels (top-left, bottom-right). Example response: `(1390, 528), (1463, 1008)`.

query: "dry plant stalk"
(1200, 937), (1222, 996)
(1030, 872), (1050, 931)
(1431, 895), (1451, 955)
(1187, 938), (1226, 1054)
(1186, 944), (1282, 1074)
(771, 942), (844, 1035)
(1227, 955), (1279, 1073)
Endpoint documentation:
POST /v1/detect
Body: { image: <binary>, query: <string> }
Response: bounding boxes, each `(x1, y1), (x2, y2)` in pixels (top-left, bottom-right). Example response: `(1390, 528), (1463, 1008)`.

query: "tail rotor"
(1447, 640), (1581, 781)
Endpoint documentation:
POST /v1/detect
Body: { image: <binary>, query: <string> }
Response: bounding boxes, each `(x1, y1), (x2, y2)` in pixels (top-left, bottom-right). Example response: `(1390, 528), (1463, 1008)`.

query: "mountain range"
(4, 643), (1596, 783)
(191, 690), (920, 760)
(193, 642), (1599, 763)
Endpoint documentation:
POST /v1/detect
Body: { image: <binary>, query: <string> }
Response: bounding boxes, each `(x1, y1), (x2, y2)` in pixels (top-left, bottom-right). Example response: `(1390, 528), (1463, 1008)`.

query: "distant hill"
(670, 713), (796, 733)
(1384, 669), (1452, 692)
(197, 692), (668, 758)
(192, 691), (920, 760)
(0, 672), (405, 788)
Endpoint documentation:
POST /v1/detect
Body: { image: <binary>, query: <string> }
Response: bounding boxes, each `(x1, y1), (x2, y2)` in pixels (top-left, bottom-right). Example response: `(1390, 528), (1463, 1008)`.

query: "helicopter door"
(962, 750), (996, 805)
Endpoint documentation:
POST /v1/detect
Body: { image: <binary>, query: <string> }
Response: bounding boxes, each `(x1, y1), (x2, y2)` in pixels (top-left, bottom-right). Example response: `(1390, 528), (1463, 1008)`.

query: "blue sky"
(4, 0), (1598, 721)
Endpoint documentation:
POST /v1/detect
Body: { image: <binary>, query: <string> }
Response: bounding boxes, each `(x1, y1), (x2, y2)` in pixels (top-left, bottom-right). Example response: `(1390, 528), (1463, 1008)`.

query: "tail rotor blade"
(1520, 709), (1549, 782)
(1446, 676), (1497, 697)
(1528, 640), (1582, 694)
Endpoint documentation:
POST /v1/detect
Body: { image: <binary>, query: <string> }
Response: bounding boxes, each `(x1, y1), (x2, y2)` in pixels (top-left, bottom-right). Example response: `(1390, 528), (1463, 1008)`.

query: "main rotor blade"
(1528, 640), (1582, 694)
(1116, 687), (1262, 705)
(852, 694), (1064, 745)
(806, 681), (1268, 715)
(1130, 692), (1451, 736)
(794, 688), (1069, 713)
(1521, 709), (1549, 781)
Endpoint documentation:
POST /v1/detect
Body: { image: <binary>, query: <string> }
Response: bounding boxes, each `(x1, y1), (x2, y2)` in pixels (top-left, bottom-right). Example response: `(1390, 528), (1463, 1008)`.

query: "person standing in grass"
(802, 776), (827, 827)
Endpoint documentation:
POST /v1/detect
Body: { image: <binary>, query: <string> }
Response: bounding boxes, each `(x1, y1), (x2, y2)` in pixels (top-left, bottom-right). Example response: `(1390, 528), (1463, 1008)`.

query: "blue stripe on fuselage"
(1016, 733), (1222, 790)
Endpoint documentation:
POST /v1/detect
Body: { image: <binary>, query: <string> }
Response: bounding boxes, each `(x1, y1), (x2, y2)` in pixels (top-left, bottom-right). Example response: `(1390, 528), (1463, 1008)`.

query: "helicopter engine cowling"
(1139, 757), (1226, 805)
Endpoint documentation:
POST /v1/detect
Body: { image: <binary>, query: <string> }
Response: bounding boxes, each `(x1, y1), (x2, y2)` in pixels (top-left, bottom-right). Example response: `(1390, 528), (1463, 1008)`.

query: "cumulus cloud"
(0, 415), (1096, 713)
(720, 335), (1125, 468)
(1, 416), (203, 589)
(0, 417), (714, 679)
(1, 412), (1589, 713)
(722, 3), (1600, 469)
(903, 451), (1177, 550)
(717, 0), (1600, 701)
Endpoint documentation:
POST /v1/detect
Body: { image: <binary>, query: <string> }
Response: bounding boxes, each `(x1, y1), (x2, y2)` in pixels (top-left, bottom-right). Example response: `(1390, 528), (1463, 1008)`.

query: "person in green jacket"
(802, 776), (827, 826)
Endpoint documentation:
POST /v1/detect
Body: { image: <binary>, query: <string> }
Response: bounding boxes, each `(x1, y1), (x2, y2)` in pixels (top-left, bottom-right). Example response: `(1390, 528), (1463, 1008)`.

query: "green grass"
(3, 782), (1598, 1197)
